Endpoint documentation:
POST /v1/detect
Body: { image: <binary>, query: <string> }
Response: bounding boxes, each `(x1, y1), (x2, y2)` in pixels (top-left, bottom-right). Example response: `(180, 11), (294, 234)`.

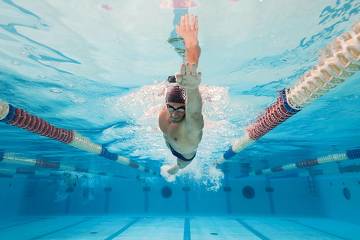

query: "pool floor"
(0, 215), (359, 239)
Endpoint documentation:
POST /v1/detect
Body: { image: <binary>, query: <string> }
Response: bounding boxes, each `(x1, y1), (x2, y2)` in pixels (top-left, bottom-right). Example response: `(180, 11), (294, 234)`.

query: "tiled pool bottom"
(0, 216), (359, 240)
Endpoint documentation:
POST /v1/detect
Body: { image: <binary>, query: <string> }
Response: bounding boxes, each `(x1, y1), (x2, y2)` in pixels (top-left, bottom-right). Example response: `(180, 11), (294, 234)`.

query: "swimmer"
(159, 14), (204, 181)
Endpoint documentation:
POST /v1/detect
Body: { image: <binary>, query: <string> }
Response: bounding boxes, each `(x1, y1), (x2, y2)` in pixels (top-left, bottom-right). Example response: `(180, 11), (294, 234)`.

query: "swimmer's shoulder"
(159, 107), (169, 133)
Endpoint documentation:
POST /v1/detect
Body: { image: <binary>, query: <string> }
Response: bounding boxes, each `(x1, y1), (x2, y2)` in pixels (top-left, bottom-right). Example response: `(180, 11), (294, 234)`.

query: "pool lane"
(287, 218), (360, 240)
(191, 217), (260, 240)
(29, 218), (92, 240)
(0, 216), (88, 240)
(112, 217), (184, 240)
(0, 216), (357, 239)
(105, 218), (140, 240)
(35, 216), (138, 239)
(236, 219), (270, 240)
(238, 217), (346, 240)
(0, 217), (48, 231)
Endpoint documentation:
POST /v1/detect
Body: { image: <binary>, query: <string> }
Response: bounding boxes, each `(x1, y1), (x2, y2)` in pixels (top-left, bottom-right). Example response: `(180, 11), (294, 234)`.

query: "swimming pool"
(0, 0), (360, 239)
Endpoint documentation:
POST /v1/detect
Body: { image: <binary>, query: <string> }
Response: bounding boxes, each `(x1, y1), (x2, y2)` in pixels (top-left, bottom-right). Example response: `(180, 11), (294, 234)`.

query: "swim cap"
(166, 82), (186, 104)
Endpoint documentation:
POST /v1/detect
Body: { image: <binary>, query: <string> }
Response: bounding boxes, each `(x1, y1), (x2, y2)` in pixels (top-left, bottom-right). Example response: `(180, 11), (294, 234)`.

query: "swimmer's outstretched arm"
(176, 14), (204, 134)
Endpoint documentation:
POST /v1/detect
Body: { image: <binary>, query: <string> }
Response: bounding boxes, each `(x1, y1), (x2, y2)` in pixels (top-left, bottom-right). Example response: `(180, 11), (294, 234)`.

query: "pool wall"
(0, 176), (322, 216)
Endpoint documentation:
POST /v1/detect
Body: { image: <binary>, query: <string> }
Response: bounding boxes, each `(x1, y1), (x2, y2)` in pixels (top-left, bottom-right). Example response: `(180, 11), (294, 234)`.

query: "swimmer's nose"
(172, 112), (183, 118)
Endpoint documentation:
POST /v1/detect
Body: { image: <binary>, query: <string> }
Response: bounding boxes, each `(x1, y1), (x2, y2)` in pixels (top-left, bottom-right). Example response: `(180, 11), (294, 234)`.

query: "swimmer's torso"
(159, 107), (201, 156)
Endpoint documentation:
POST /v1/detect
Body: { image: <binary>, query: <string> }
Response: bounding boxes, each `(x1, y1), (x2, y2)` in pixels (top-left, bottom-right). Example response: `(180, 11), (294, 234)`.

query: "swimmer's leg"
(166, 158), (191, 175)
(160, 158), (192, 182)
(177, 158), (191, 169)
(167, 164), (180, 175)
(160, 164), (178, 182)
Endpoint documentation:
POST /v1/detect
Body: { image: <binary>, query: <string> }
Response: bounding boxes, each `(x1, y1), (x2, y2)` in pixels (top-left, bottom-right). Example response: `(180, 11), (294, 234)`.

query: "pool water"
(0, 0), (360, 239)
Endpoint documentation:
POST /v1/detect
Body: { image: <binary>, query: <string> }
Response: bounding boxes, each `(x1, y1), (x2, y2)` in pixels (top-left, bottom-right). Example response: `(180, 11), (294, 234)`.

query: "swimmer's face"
(167, 102), (185, 123)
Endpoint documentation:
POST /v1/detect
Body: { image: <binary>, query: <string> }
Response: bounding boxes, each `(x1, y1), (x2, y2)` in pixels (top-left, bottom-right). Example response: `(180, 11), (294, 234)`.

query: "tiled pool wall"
(0, 173), (359, 225)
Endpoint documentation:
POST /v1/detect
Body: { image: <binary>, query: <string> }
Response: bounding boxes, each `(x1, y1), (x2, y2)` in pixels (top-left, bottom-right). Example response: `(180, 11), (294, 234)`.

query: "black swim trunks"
(166, 142), (196, 162)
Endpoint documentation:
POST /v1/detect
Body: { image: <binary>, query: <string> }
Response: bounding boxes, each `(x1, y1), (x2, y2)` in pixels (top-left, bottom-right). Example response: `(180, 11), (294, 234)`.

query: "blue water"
(0, 0), (360, 239)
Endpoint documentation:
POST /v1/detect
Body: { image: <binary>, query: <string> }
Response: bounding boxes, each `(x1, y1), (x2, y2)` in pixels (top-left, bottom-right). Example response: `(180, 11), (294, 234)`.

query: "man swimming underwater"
(159, 14), (204, 180)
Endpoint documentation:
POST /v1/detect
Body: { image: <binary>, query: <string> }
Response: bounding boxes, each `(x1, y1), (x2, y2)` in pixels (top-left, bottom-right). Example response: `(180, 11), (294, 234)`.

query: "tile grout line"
(28, 217), (92, 240)
(287, 219), (350, 240)
(183, 217), (191, 240)
(0, 217), (48, 231)
(235, 219), (271, 240)
(104, 217), (140, 240)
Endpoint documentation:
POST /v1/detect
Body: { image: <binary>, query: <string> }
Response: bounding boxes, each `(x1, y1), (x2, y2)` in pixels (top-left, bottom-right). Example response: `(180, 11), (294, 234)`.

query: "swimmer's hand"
(176, 14), (200, 65)
(160, 164), (178, 182)
(176, 63), (201, 90)
(176, 14), (198, 49)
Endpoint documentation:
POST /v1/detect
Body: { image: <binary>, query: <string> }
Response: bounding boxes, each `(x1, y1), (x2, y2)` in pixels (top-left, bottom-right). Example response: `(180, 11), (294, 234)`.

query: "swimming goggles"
(167, 104), (185, 113)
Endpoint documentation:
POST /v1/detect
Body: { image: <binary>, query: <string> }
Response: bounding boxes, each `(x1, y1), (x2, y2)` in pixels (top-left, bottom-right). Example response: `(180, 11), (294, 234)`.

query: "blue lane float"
(346, 149), (360, 159)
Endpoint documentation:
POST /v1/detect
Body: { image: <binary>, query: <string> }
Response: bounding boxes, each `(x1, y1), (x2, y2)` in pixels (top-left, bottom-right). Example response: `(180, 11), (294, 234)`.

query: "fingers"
(194, 16), (198, 32)
(179, 63), (198, 75)
(180, 63), (186, 75)
(175, 73), (182, 84)
(189, 15), (194, 31)
(175, 64), (186, 84)
(187, 64), (193, 75)
(179, 15), (185, 33)
(178, 14), (198, 32)
(186, 63), (197, 75)
(176, 63), (201, 89)
(190, 15), (197, 31)
(184, 14), (189, 31)
(184, 63), (190, 75)
(177, 63), (200, 81)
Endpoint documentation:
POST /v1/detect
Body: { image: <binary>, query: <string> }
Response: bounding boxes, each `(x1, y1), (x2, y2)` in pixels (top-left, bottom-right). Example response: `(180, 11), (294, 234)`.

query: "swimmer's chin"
(170, 117), (184, 123)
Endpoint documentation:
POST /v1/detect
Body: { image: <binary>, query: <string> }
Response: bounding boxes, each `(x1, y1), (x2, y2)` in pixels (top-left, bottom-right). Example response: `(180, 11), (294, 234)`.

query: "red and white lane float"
(0, 103), (157, 175)
(221, 21), (360, 163)
(249, 149), (360, 176)
(0, 151), (130, 179)
(0, 151), (60, 169)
